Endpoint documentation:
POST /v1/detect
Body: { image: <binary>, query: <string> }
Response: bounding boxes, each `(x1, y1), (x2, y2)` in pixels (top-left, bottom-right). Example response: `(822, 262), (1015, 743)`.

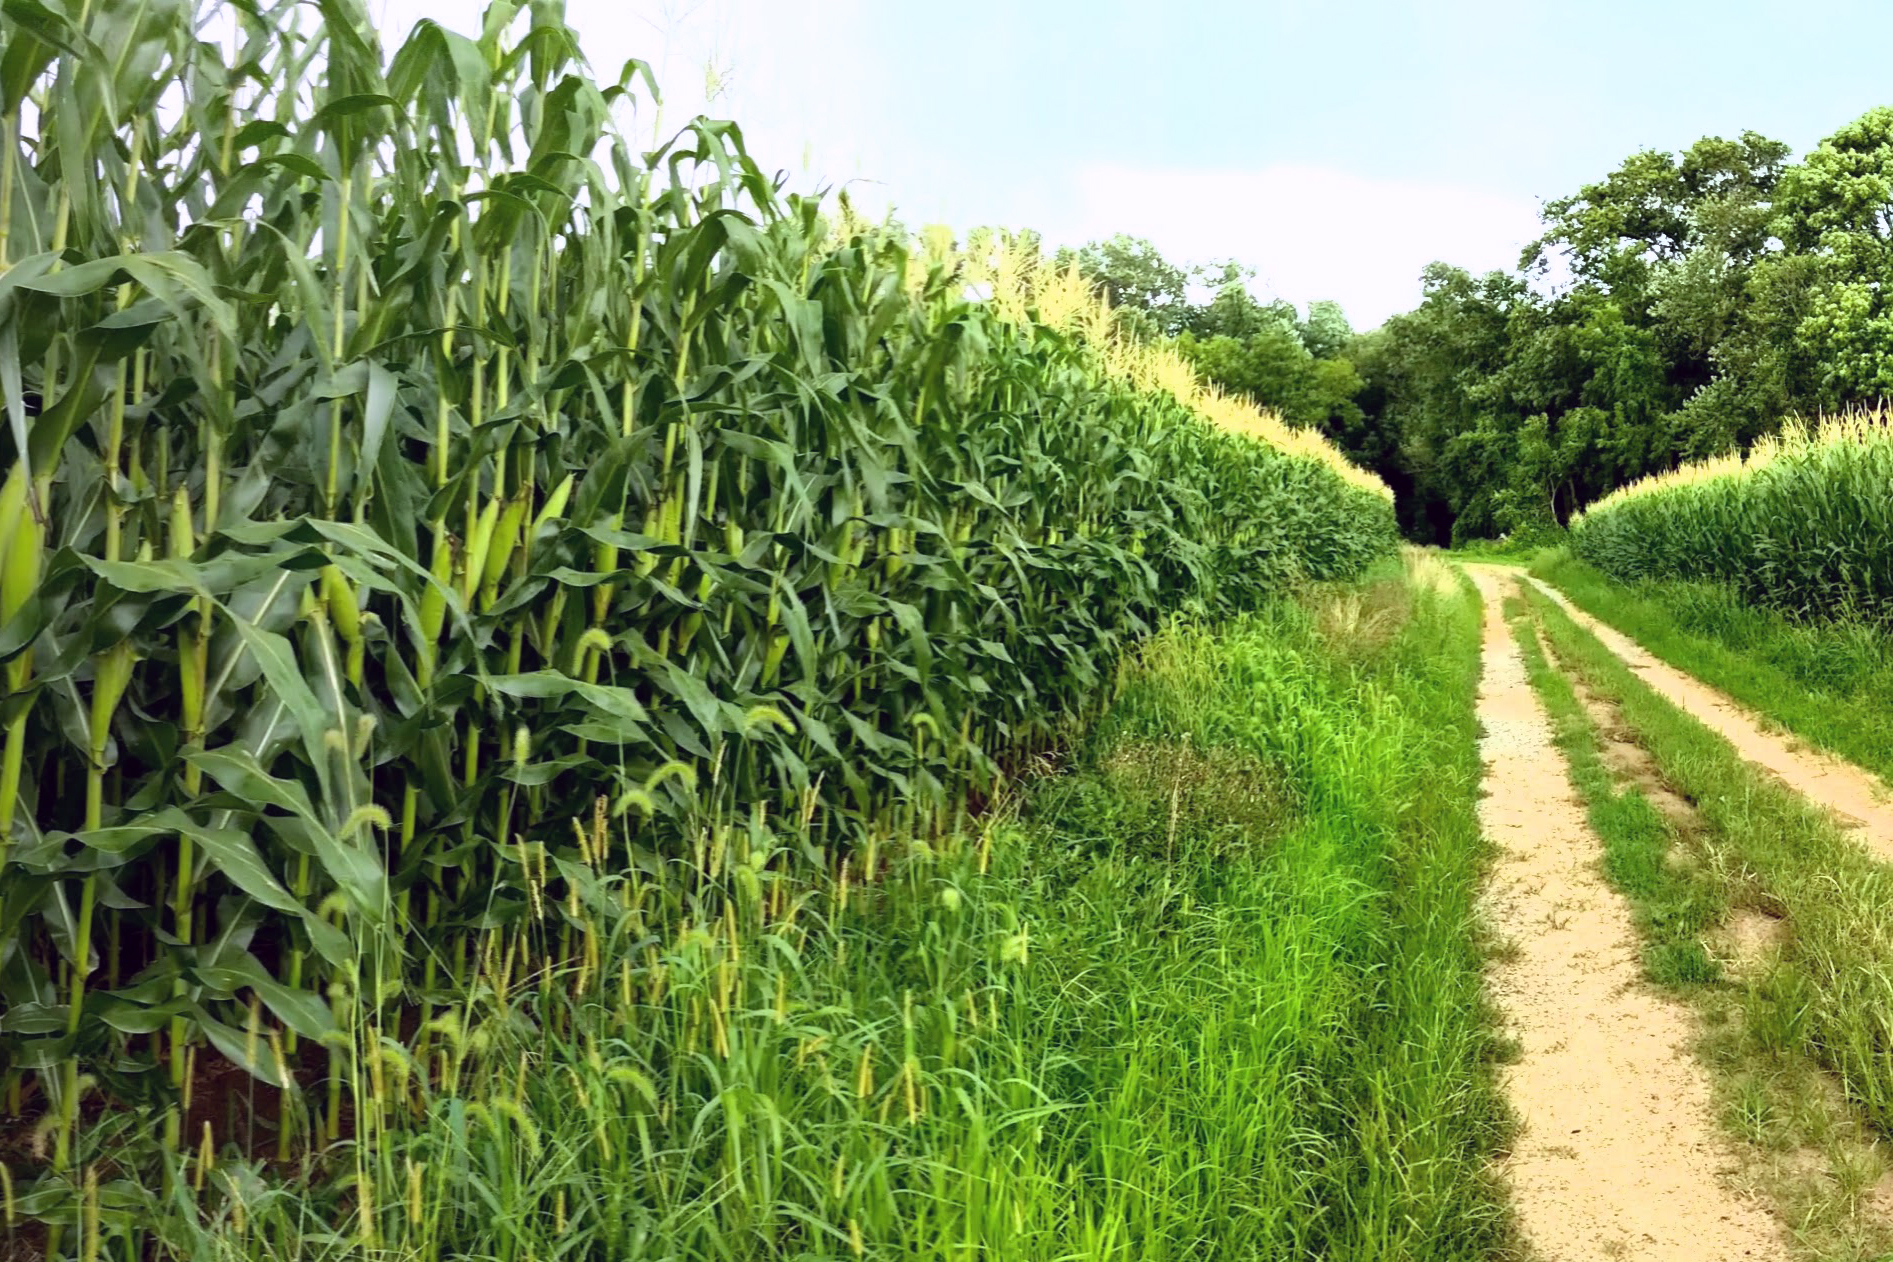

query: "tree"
(1060, 235), (1192, 336)
(1770, 107), (1893, 404)
(1176, 295), (1372, 455)
(1522, 131), (1792, 426)
(1299, 300), (1354, 360)
(1354, 264), (1521, 541)
(1523, 131), (1790, 297)
(1349, 133), (1805, 544)
(1178, 326), (1309, 407)
(1185, 265), (1297, 341)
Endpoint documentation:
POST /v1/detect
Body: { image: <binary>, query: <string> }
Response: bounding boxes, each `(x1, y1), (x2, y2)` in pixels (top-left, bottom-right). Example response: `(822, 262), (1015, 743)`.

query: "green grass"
(1448, 543), (1550, 565)
(103, 564), (1514, 1261)
(1531, 549), (1893, 784)
(1448, 520), (1568, 564)
(1509, 582), (1893, 1259)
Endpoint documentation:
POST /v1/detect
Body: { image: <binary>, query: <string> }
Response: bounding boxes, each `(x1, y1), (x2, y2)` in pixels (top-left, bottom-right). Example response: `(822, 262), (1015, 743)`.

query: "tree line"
(1073, 107), (1893, 543)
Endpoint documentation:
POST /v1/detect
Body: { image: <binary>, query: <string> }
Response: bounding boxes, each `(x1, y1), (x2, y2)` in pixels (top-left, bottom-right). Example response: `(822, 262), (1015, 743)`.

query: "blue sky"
(378, 0), (1893, 327)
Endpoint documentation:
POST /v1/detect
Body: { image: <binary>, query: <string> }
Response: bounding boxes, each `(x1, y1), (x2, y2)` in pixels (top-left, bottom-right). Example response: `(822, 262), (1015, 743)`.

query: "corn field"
(0, 0), (1395, 1252)
(1570, 411), (1893, 618)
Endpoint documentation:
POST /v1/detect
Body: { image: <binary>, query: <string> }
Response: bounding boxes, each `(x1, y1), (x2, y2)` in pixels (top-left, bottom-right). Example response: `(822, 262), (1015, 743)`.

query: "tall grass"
(118, 558), (1507, 1261)
(0, 0), (1394, 1251)
(1570, 412), (1893, 617)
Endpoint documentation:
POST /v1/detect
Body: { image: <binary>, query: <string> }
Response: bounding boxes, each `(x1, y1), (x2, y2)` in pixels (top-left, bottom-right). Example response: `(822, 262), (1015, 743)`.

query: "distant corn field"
(1571, 410), (1893, 617)
(0, 0), (1394, 1249)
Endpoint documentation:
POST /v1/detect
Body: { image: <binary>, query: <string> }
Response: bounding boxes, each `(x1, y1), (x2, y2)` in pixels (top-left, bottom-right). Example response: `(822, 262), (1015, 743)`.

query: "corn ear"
(323, 565), (362, 644)
(533, 474), (575, 535)
(464, 497), (501, 603)
(480, 494), (529, 606)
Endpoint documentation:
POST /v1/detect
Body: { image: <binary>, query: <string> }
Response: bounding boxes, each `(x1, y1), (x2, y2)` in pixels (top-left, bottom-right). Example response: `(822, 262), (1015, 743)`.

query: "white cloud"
(1058, 163), (1545, 328)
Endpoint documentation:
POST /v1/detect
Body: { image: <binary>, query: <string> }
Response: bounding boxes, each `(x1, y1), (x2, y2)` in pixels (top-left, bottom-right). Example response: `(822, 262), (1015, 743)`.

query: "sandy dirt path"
(1467, 565), (1785, 1262)
(1524, 574), (1893, 861)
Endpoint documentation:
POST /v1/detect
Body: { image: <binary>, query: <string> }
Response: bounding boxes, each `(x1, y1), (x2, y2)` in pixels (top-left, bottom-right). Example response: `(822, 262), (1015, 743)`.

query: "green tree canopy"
(1060, 235), (1193, 336)
(1770, 107), (1893, 402)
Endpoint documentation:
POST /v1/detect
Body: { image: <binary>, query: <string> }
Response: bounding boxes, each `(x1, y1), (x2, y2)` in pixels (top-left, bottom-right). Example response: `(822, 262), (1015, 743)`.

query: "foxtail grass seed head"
(82, 1165), (98, 1262)
(195, 1122), (214, 1193)
(902, 1056), (922, 1123)
(407, 1158), (424, 1226)
(358, 1172), (375, 1248)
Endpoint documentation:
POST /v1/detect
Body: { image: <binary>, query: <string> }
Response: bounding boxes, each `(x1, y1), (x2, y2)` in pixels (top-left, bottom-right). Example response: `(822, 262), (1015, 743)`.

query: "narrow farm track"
(1466, 566), (1786, 1262)
(1525, 575), (1893, 860)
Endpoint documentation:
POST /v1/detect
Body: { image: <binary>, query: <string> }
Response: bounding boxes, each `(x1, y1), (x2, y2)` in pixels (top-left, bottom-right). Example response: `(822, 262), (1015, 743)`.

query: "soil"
(1527, 576), (1893, 862)
(1467, 565), (1787, 1262)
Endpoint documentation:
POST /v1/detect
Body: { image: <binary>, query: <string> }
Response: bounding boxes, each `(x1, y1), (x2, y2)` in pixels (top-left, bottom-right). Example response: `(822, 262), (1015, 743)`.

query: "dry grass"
(1309, 576), (1412, 657)
(1403, 547), (1463, 599)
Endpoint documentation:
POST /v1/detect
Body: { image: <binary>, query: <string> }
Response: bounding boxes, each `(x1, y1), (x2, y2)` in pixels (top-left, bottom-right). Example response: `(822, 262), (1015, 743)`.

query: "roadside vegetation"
(1569, 413), (1893, 618)
(109, 554), (1509, 1260)
(0, 2), (1594, 1260)
(1540, 412), (1893, 783)
(14, 0), (1893, 1257)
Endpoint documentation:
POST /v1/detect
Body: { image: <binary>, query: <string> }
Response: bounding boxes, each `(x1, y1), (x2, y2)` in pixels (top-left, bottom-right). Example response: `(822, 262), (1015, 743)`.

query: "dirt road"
(1468, 564), (1784, 1262)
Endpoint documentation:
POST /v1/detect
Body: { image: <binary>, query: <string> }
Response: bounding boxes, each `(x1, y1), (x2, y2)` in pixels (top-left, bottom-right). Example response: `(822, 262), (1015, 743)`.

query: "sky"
(375, 0), (1893, 329)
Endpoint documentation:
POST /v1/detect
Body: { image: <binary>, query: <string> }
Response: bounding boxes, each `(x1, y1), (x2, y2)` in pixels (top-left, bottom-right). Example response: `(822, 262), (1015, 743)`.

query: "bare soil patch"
(1565, 670), (1702, 832)
(1720, 909), (1788, 976)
